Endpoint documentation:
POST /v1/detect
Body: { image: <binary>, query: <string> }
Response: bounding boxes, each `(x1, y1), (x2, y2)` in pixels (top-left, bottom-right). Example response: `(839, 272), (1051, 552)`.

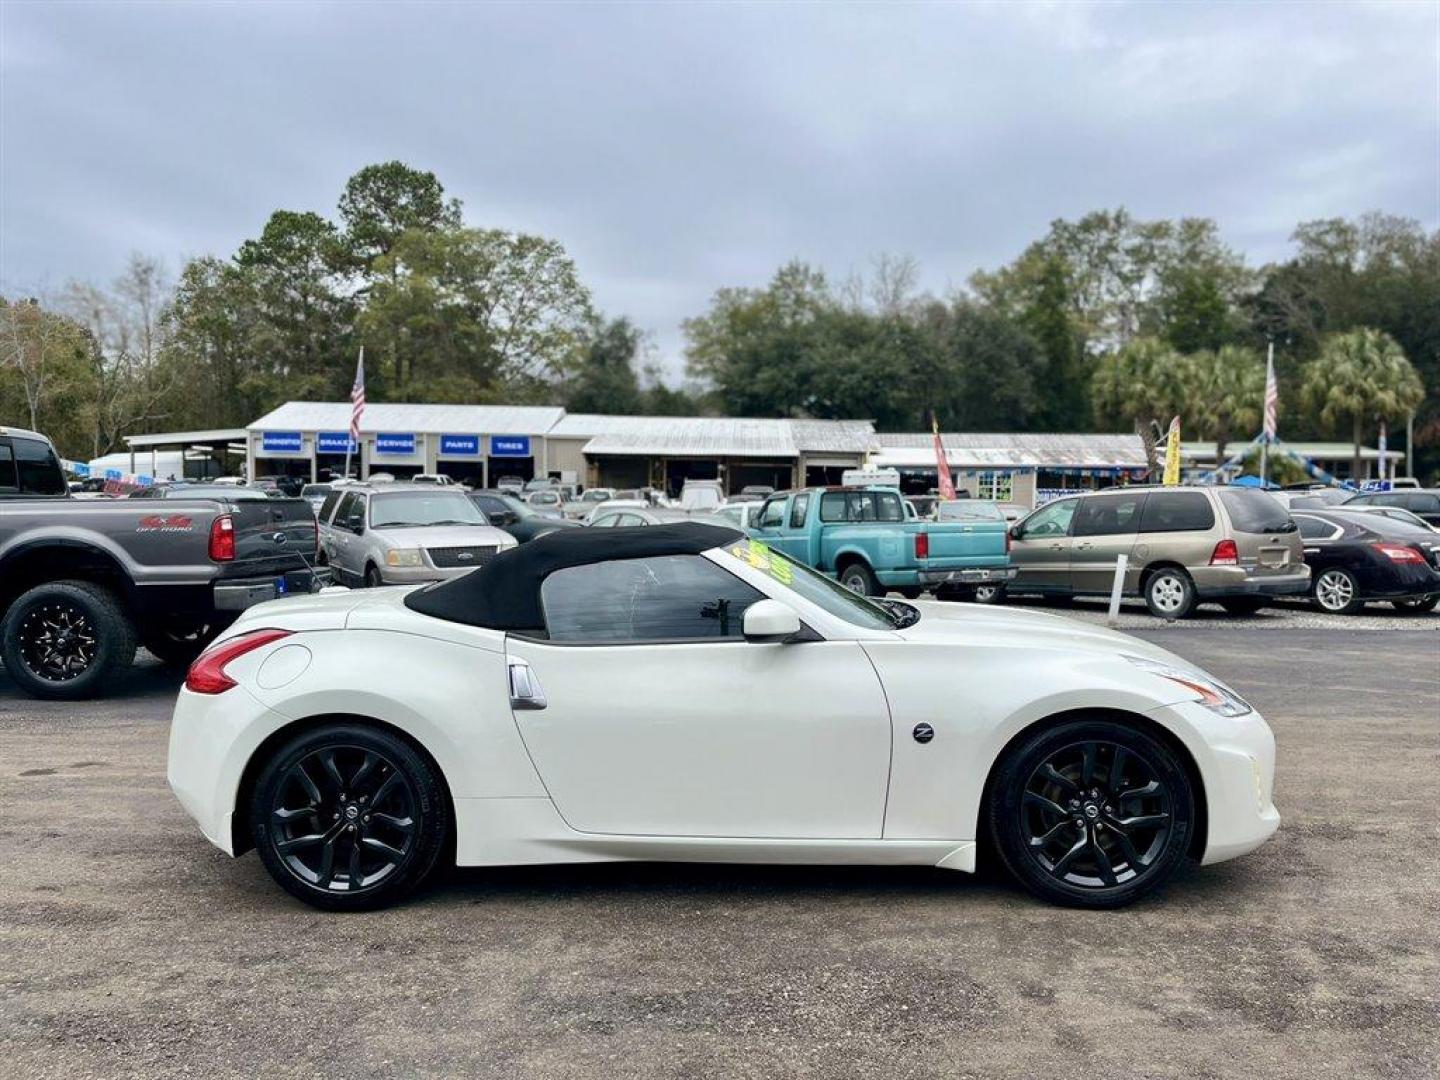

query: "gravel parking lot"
(1, 621), (1437, 1080)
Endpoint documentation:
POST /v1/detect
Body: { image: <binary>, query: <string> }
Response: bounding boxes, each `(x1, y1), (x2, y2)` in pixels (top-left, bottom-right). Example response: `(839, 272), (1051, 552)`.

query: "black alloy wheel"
(143, 623), (217, 667)
(988, 718), (1194, 908)
(0, 580), (137, 700)
(251, 724), (449, 911)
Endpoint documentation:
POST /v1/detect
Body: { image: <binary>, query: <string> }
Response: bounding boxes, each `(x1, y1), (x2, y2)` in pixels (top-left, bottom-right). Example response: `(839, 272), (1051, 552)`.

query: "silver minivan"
(1000, 486), (1310, 617)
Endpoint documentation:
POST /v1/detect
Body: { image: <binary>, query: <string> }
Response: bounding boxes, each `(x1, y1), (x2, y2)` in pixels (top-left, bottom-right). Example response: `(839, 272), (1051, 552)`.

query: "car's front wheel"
(250, 723), (450, 911)
(987, 718), (1195, 908)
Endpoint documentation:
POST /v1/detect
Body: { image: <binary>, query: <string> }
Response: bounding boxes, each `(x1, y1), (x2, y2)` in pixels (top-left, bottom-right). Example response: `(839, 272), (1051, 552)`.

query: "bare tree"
(868, 252), (921, 315)
(63, 254), (177, 456)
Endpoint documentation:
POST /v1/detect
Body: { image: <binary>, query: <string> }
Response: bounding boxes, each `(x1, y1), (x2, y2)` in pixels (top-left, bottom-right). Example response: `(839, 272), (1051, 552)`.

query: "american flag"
(931, 413), (957, 500)
(1262, 346), (1278, 441)
(349, 347), (366, 441)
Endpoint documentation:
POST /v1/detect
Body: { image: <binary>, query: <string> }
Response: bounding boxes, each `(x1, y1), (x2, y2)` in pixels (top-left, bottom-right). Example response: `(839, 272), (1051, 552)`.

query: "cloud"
(2, 0), (1436, 378)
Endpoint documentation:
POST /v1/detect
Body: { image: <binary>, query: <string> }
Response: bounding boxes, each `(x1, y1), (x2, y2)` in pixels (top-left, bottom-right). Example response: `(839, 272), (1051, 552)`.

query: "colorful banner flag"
(1162, 416), (1182, 486)
(931, 414), (957, 500)
(1262, 345), (1278, 442)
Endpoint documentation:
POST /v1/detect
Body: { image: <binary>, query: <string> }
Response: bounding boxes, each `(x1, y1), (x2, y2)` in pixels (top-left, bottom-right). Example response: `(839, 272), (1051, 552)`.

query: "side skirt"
(453, 797), (975, 872)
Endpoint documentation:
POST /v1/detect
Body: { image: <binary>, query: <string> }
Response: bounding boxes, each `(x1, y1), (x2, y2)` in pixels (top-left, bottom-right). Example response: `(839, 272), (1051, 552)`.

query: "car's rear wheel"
(972, 584), (1007, 604)
(1391, 595), (1439, 613)
(1313, 568), (1364, 614)
(987, 718), (1195, 908)
(838, 561), (881, 597)
(250, 723), (450, 911)
(1220, 597), (1267, 616)
(0, 580), (137, 700)
(1144, 568), (1197, 619)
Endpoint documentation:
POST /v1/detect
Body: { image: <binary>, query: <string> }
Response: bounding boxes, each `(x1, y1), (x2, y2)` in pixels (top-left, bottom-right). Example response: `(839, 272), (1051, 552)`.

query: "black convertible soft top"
(404, 521), (744, 631)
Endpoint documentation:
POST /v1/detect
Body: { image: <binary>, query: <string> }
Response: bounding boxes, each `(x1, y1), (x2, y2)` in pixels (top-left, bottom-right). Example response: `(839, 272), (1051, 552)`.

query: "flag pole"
(1260, 339), (1273, 486)
(345, 346), (365, 481)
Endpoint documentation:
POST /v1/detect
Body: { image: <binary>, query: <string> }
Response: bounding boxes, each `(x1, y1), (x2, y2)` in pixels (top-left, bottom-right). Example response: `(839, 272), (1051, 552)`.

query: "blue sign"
(105, 468), (122, 481)
(440, 434), (480, 456)
(375, 432), (417, 455)
(137, 475), (154, 485)
(316, 431), (358, 454)
(489, 435), (531, 457)
(261, 431), (304, 454)
(1360, 479), (1392, 493)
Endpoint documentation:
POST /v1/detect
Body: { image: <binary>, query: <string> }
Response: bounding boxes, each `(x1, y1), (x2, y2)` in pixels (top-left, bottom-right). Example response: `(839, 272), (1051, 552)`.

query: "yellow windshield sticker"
(726, 539), (794, 586)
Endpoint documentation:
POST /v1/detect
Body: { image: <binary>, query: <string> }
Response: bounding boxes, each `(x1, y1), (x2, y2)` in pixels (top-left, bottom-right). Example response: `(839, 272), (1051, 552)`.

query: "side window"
(789, 493), (811, 529)
(1295, 515), (1337, 541)
(540, 555), (764, 643)
(876, 493), (903, 522)
(13, 437), (66, 496)
(1072, 493), (1143, 537)
(0, 442), (17, 493)
(757, 497), (786, 529)
(618, 514), (647, 526)
(1407, 493), (1440, 513)
(590, 514), (618, 528)
(475, 495), (507, 516)
(335, 492), (364, 531)
(318, 490), (342, 523)
(1022, 498), (1078, 538)
(819, 492), (847, 522)
(1137, 492), (1215, 533)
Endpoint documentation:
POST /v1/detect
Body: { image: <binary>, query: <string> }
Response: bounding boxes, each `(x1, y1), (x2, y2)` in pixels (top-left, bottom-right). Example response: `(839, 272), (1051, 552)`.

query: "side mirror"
(743, 599), (802, 643)
(1009, 524), (1023, 540)
(499, 511), (520, 526)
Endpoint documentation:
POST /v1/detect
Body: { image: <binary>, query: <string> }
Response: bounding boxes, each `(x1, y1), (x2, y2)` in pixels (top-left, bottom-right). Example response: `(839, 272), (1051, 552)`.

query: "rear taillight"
(209, 514), (235, 561)
(185, 628), (293, 694)
(1374, 542), (1424, 564)
(915, 532), (929, 559)
(1209, 539), (1239, 566)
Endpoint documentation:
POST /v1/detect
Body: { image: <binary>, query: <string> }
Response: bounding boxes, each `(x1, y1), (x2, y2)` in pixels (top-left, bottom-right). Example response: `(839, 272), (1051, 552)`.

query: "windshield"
(937, 501), (1003, 522)
(720, 539), (898, 630)
(582, 489), (613, 502)
(369, 491), (487, 528)
(1219, 488), (1296, 533)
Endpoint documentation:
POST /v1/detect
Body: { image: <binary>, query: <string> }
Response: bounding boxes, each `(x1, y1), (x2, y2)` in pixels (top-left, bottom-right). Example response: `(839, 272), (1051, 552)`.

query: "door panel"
(504, 638), (892, 839)
(1069, 491), (1144, 594)
(1010, 498), (1080, 591)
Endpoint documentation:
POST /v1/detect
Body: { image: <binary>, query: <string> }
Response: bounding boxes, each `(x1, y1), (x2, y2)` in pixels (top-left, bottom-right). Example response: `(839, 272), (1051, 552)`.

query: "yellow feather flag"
(1162, 416), (1182, 486)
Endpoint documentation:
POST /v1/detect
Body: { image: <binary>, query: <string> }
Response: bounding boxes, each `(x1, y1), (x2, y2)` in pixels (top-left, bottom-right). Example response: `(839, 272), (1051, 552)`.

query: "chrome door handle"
(1076, 541), (1093, 550)
(508, 659), (547, 710)
(1049, 543), (1063, 550)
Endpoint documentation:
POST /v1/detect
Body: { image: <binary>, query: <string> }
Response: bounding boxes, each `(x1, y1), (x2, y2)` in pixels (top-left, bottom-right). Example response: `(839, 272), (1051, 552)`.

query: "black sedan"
(1291, 509), (1440, 614)
(468, 489), (583, 543)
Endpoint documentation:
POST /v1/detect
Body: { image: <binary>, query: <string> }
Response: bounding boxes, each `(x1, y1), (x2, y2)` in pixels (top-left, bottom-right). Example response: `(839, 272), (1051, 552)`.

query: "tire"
(1220, 597), (1267, 616)
(364, 564), (384, 589)
(987, 717), (1195, 908)
(250, 723), (450, 912)
(143, 623), (218, 667)
(898, 587), (923, 601)
(1312, 568), (1364, 615)
(0, 580), (137, 700)
(1144, 567), (1197, 619)
(1391, 595), (1439, 614)
(838, 561), (881, 597)
(973, 584), (1007, 605)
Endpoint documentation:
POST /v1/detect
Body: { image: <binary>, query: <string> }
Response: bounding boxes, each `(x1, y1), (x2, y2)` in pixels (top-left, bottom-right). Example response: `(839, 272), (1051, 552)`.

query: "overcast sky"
(2, 0), (1437, 379)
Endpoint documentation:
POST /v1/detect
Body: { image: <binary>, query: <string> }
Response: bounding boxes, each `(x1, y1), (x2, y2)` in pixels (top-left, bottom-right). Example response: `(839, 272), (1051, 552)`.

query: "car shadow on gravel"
(0, 654), (182, 707)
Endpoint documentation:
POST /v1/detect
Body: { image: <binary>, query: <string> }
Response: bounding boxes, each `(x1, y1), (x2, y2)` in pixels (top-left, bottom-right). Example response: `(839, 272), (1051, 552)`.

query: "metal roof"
(248, 401), (566, 435)
(571, 416), (876, 459)
(1180, 440), (1402, 462)
(871, 432), (1147, 469)
(124, 428), (249, 448)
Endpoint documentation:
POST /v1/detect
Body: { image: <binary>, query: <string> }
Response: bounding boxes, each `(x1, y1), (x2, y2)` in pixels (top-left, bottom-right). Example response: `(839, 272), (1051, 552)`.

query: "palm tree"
(1192, 345), (1265, 470)
(1301, 328), (1424, 480)
(1091, 337), (1197, 474)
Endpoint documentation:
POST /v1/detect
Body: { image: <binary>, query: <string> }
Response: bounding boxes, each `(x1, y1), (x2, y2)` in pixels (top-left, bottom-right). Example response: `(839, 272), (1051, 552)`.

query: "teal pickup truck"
(747, 486), (1016, 598)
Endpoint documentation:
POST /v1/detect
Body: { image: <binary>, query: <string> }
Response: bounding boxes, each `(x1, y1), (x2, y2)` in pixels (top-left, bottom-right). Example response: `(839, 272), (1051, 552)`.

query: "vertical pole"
(1407, 411), (1415, 480)
(1107, 554), (1128, 628)
(1259, 340), (1272, 487)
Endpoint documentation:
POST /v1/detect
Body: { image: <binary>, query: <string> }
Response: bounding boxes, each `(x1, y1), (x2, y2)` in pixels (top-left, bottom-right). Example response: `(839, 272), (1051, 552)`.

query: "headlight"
(385, 549), (424, 567)
(1124, 655), (1252, 717)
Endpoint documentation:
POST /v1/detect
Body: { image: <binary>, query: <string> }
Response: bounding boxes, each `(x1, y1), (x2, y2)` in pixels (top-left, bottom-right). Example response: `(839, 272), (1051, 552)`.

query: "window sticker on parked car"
(724, 538), (794, 587)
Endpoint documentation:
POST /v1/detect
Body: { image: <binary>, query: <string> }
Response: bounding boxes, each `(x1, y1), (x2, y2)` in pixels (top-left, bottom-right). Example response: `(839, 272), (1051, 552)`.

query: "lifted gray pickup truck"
(0, 426), (320, 699)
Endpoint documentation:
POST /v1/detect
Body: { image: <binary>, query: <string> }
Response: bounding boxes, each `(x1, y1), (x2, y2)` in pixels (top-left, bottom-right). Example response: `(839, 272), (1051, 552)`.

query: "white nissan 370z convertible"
(168, 522), (1279, 911)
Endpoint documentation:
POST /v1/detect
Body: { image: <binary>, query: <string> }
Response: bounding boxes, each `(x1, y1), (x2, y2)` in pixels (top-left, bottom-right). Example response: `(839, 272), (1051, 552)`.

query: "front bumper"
(377, 562), (478, 585)
(213, 569), (321, 610)
(1192, 564), (1311, 599)
(917, 566), (1019, 586)
(1148, 698), (1280, 865)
